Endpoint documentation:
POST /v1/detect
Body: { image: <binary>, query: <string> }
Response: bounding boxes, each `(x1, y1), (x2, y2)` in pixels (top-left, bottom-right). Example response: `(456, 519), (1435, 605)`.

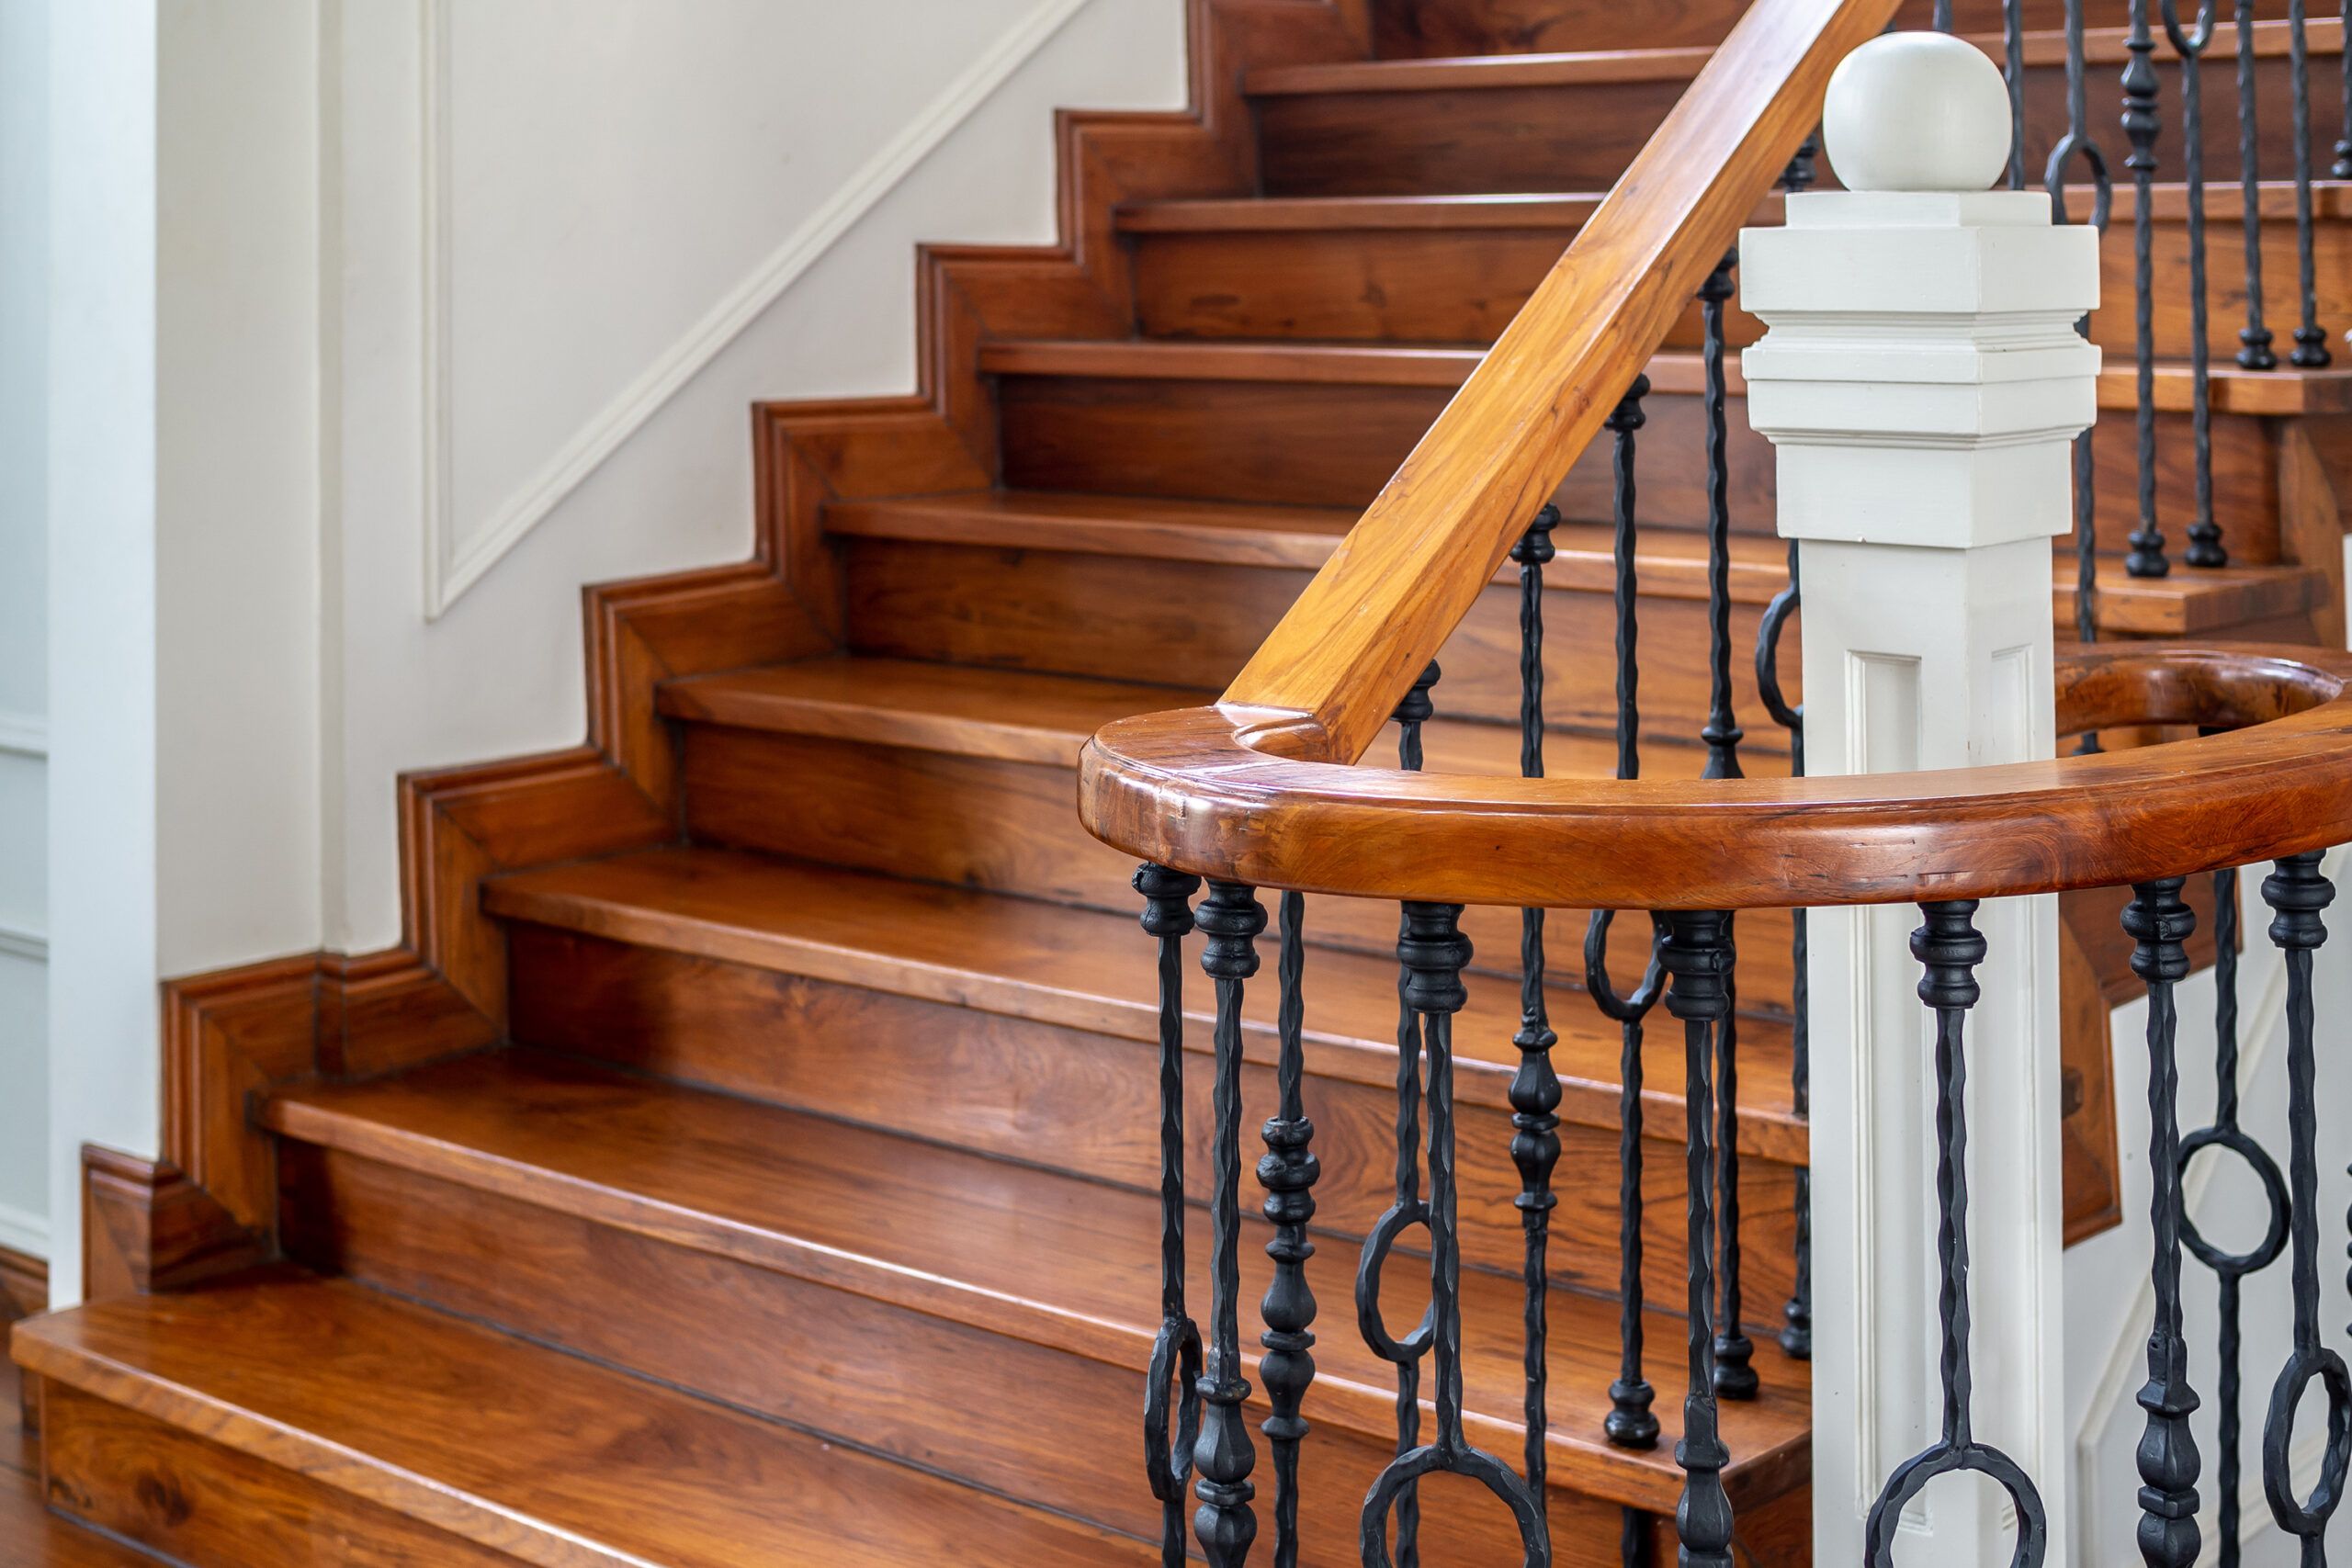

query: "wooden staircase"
(13, 0), (2351, 1562)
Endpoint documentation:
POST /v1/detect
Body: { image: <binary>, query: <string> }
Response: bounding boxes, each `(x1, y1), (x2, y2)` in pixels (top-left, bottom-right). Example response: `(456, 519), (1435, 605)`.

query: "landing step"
(262, 1049), (1811, 1517)
(15, 1269), (1152, 1566)
(824, 490), (2322, 637)
(481, 845), (1805, 1161)
(977, 336), (2352, 416)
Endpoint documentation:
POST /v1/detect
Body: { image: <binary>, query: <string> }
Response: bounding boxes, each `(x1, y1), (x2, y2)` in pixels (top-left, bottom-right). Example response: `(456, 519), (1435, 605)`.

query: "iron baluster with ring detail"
(2177, 865), (2290, 1568)
(1362, 904), (1550, 1568)
(1660, 910), (1736, 1568)
(1359, 660), (1442, 1568)
(2259, 853), (2352, 1567)
(1260, 890), (1317, 1568)
(1508, 505), (1563, 1524)
(1137, 863), (1204, 1568)
(2127, 877), (2202, 1568)
(1754, 537), (1809, 1362)
(1195, 881), (1266, 1568)
(1861, 903), (2049, 1567)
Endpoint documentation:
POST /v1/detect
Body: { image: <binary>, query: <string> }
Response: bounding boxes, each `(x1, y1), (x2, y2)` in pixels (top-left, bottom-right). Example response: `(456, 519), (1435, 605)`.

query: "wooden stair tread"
(1244, 19), (2343, 95)
(826, 490), (2318, 634)
(14, 1269), (1152, 1567)
(978, 335), (2352, 414)
(483, 846), (1806, 1158)
(264, 1049), (1810, 1515)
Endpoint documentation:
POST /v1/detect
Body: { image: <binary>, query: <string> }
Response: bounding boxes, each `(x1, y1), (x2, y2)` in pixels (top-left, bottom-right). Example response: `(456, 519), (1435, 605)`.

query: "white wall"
(0, 0), (51, 1260)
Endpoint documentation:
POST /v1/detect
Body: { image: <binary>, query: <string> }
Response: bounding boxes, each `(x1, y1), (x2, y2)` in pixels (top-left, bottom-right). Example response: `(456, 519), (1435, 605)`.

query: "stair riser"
(674, 720), (1804, 1002)
(842, 539), (1796, 739)
(278, 1142), (1655, 1566)
(1369, 0), (2290, 54)
(39, 1380), (526, 1568)
(502, 922), (1804, 1303)
(1256, 54), (2324, 197)
(991, 372), (2284, 561)
(1129, 213), (2352, 368)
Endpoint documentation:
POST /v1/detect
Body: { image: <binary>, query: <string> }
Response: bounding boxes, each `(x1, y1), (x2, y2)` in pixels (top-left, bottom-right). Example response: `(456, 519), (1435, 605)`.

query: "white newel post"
(1738, 33), (2100, 1568)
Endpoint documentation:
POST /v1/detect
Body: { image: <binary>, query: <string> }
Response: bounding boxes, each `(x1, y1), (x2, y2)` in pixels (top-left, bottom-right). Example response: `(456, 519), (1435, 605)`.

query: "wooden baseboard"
(81, 1147), (264, 1303)
(0, 1245), (45, 1323)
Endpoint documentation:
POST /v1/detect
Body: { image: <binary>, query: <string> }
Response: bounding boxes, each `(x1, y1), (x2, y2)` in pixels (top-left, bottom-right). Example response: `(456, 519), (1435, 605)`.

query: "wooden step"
(16, 1269), (1154, 1567)
(265, 1049), (1811, 1533)
(1245, 24), (2342, 197)
(1114, 184), (2352, 367)
(0, 1358), (153, 1566)
(978, 342), (2305, 565)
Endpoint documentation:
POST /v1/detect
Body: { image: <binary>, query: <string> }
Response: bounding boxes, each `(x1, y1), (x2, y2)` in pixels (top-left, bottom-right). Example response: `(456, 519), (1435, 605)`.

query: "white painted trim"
(0, 711), (46, 759)
(418, 0), (1102, 618)
(0, 923), (44, 964)
(0, 1202), (45, 1260)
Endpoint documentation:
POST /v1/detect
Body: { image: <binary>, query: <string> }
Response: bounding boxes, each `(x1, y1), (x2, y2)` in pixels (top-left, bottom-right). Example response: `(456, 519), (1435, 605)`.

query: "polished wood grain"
(277, 1142), (1645, 1568)
(1082, 643), (2352, 908)
(77, 1149), (260, 1307)
(0, 1371), (164, 1567)
(266, 1051), (1810, 1516)
(18, 1271), (1161, 1568)
(485, 845), (1805, 1158)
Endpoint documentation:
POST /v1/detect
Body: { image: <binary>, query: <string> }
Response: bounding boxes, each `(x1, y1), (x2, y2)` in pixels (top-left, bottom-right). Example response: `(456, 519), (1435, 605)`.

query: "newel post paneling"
(1739, 33), (2101, 1567)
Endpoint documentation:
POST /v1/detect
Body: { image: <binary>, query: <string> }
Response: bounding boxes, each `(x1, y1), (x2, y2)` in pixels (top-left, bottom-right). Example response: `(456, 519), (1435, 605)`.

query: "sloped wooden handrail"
(1080, 645), (2352, 908)
(1217, 0), (1903, 765)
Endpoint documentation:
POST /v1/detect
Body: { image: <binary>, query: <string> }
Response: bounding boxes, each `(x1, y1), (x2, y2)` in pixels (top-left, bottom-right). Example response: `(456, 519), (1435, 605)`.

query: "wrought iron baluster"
(1260, 890), (1317, 1568)
(1510, 506), (1563, 1510)
(2048, 0), (2113, 636)
(1861, 903), (2048, 1567)
(2338, 0), (2352, 177)
(1590, 376), (1668, 1460)
(1697, 252), (1757, 1404)
(2290, 0), (2334, 366)
(2126, 877), (2201, 1568)
(2177, 867), (2290, 1568)
(1781, 131), (1819, 195)
(1138, 863), (1204, 1568)
(1195, 881), (1266, 1568)
(1360, 661), (1442, 1568)
(1363, 905), (1550, 1568)
(1755, 540), (1809, 1362)
(2259, 853), (2352, 1568)
(2161, 0), (2225, 566)
(2005, 0), (2027, 191)
(2238, 0), (2278, 368)
(1660, 910), (1736, 1568)
(2125, 0), (2172, 578)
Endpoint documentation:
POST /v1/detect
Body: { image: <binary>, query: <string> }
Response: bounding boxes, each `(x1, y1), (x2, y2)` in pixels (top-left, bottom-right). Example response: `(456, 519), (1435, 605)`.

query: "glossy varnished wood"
(17, 1272), (1159, 1568)
(266, 1051), (1811, 1517)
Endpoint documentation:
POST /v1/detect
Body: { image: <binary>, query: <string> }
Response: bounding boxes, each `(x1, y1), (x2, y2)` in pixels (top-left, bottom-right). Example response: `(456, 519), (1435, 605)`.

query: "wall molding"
(418, 0), (1102, 618)
(0, 1201), (48, 1260)
(0, 709), (46, 759)
(0, 922), (46, 964)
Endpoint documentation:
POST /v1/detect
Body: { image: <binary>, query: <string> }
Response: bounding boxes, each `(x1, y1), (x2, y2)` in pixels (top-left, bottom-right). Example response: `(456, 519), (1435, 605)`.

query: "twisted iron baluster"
(1261, 890), (1317, 1568)
(1661, 911), (1736, 1568)
(1363, 906), (1550, 1568)
(2290, 0), (2334, 366)
(1932, 0), (1952, 29)
(2006, 0), (2027, 191)
(2238, 0), (2278, 368)
(1509, 508), (1562, 1523)
(1139, 864), (1205, 1568)
(2177, 866), (2290, 1568)
(1696, 252), (1757, 1404)
(1862, 904), (2049, 1567)
(2049, 0), (2113, 634)
(2338, 0), (2352, 178)
(1590, 376), (1668, 1457)
(1781, 131), (1818, 195)
(1360, 661), (1442, 1568)
(1196, 881), (1265, 1568)
(2162, 0), (2225, 566)
(2126, 877), (2201, 1568)
(2259, 854), (2352, 1568)
(1755, 540), (1809, 1362)
(2125, 0), (2172, 578)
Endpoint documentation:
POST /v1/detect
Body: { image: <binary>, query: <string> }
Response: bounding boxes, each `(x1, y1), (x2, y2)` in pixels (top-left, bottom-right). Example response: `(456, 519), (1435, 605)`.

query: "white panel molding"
(0, 923), (44, 964)
(0, 711), (46, 758)
(0, 1201), (45, 1258)
(418, 0), (1102, 618)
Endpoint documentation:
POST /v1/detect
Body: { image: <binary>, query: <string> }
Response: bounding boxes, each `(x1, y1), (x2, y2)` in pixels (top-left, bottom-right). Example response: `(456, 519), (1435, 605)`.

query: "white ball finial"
(1821, 32), (2012, 193)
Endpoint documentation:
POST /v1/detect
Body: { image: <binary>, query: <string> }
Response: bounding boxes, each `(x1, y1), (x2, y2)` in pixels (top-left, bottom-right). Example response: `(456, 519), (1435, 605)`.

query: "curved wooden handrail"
(1217, 0), (1903, 766)
(1079, 644), (2352, 910)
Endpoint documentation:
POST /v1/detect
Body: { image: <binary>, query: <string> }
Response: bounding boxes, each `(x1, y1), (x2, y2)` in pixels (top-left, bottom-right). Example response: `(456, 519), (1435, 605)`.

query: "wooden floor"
(0, 1359), (153, 1567)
